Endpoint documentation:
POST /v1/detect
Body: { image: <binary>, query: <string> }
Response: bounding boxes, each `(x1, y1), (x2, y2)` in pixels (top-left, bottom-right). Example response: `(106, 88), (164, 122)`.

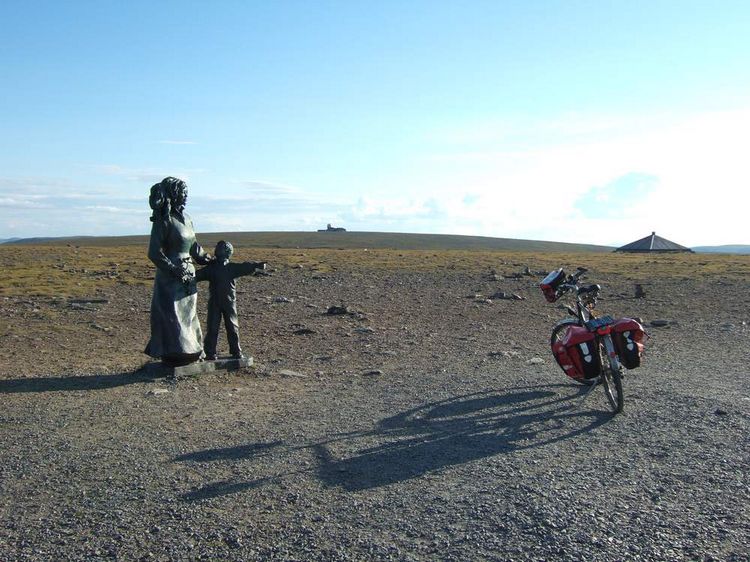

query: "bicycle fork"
(600, 333), (623, 374)
(572, 333), (621, 410)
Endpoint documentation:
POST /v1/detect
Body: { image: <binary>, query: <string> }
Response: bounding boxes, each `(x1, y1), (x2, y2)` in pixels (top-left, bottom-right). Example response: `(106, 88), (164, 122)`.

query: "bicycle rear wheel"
(599, 337), (624, 413)
(551, 320), (597, 386)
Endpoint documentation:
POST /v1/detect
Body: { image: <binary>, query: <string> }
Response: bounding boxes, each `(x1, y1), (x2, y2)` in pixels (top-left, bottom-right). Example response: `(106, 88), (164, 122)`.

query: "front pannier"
(612, 318), (645, 369)
(552, 340), (581, 380)
(552, 325), (601, 380)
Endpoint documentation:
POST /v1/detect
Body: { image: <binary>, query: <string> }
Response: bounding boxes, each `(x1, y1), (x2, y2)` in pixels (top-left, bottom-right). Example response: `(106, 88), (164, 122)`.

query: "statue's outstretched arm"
(229, 262), (267, 279)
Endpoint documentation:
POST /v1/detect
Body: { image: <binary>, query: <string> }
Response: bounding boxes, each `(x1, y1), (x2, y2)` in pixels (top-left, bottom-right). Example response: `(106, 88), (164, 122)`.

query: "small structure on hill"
(318, 223), (346, 232)
(615, 232), (693, 253)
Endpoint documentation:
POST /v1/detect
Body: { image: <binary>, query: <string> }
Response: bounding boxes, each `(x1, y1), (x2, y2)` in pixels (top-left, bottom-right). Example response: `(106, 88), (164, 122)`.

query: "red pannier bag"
(552, 325), (601, 381)
(611, 318), (645, 369)
(540, 268), (565, 303)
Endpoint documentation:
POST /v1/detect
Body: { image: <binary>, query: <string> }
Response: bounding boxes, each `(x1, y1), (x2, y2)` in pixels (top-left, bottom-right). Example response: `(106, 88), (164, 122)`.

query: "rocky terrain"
(0, 246), (748, 561)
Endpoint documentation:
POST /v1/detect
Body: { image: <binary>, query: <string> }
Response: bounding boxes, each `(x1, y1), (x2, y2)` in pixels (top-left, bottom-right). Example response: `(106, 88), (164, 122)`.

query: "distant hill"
(3, 231), (612, 253)
(692, 245), (750, 254)
(0, 237), (22, 244)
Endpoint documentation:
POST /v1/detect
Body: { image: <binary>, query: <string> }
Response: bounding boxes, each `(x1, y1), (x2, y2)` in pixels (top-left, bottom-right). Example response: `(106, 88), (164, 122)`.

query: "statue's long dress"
(144, 212), (208, 364)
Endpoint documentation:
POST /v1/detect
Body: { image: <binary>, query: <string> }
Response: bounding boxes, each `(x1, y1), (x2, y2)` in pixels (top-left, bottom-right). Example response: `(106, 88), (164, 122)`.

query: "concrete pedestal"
(142, 356), (253, 379)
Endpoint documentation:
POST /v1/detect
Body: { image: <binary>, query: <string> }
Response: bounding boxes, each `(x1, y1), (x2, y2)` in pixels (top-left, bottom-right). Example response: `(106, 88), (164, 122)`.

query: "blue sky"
(2, 1), (749, 245)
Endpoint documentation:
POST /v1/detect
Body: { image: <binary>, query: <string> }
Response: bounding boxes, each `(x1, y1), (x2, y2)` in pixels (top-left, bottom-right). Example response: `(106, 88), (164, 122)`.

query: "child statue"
(195, 240), (266, 360)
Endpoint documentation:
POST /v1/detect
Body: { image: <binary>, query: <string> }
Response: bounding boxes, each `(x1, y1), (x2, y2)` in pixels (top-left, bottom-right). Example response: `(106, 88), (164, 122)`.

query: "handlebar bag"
(540, 269), (565, 303)
(611, 318), (645, 369)
(552, 325), (601, 380)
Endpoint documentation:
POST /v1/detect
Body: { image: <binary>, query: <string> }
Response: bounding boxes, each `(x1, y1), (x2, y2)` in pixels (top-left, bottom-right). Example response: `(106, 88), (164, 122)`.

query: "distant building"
(615, 232), (693, 253)
(318, 223), (346, 232)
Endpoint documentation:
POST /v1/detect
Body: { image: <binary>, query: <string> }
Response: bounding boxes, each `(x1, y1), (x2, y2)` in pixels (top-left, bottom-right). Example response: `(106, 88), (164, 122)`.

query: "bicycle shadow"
(176, 382), (609, 499)
(181, 476), (276, 501)
(175, 440), (284, 463)
(314, 384), (609, 491)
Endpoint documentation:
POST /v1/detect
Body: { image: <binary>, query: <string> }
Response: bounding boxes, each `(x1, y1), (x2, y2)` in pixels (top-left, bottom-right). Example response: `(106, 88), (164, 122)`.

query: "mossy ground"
(1, 244), (748, 298)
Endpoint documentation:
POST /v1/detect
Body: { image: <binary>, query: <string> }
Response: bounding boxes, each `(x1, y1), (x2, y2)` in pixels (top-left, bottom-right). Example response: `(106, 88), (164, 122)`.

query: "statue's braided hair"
(149, 177), (188, 221)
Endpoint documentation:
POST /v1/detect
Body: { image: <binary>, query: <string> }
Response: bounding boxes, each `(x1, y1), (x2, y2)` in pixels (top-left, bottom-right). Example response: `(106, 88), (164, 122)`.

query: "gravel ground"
(1, 261), (748, 561)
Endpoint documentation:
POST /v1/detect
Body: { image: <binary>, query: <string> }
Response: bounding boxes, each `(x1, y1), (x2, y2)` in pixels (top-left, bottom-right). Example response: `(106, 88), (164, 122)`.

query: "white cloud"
(0, 176), (149, 237)
(575, 173), (659, 219)
(89, 165), (207, 184)
(3, 108), (749, 246)
(347, 196), (444, 221)
(82, 205), (142, 214)
(190, 179), (351, 233)
(406, 106), (750, 245)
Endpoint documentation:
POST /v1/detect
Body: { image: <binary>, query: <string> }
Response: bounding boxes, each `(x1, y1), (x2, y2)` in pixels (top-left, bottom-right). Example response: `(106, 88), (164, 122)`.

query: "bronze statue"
(195, 240), (266, 360)
(144, 177), (213, 365)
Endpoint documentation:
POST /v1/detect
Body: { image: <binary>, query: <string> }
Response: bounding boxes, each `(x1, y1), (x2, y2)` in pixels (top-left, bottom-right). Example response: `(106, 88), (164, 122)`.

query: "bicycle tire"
(550, 319), (597, 386)
(550, 319), (578, 347)
(599, 338), (624, 413)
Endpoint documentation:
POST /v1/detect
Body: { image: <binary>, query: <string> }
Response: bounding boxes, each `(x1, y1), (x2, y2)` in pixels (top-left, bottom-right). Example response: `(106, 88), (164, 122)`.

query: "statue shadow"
(0, 366), (164, 394)
(176, 383), (610, 499)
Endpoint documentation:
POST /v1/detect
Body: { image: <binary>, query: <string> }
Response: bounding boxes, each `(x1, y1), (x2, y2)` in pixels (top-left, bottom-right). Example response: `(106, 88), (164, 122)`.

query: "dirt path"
(1, 255), (748, 560)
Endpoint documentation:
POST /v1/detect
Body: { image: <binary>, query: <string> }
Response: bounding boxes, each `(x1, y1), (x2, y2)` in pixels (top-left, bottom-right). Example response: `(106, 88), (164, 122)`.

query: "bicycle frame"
(546, 268), (625, 413)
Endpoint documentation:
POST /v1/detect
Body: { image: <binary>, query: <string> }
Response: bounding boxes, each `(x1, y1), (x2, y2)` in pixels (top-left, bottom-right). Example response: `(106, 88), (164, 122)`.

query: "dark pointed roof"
(615, 232), (693, 253)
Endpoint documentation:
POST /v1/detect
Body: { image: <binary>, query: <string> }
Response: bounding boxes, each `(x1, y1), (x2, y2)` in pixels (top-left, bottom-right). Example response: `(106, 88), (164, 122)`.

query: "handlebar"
(540, 266), (597, 305)
(557, 267), (587, 293)
(557, 269), (600, 302)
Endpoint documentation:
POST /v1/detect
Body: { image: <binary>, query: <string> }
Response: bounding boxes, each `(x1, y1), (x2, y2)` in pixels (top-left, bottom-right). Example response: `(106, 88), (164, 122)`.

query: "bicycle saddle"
(577, 284), (601, 295)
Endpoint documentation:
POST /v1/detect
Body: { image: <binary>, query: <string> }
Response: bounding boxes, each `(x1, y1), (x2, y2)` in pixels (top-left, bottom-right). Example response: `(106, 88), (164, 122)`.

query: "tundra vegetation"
(1, 236), (748, 560)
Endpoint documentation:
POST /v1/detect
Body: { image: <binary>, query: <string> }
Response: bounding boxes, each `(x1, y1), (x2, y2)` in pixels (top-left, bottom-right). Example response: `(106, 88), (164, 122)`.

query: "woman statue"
(144, 177), (213, 365)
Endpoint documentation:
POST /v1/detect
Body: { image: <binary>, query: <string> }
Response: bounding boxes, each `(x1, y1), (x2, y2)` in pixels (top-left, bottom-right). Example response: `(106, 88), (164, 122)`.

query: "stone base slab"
(142, 356), (253, 378)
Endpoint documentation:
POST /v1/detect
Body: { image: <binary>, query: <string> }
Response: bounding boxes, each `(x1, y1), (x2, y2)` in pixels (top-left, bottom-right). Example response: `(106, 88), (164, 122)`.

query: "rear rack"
(584, 315), (615, 331)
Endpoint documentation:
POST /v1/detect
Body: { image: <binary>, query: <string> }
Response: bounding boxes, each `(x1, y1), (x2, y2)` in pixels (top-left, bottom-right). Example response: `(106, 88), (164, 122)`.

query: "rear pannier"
(611, 318), (645, 369)
(552, 325), (601, 380)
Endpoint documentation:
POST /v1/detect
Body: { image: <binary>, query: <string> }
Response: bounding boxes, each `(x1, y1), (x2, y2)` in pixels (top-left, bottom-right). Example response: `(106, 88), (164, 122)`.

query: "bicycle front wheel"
(599, 336), (624, 413)
(550, 319), (578, 347)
